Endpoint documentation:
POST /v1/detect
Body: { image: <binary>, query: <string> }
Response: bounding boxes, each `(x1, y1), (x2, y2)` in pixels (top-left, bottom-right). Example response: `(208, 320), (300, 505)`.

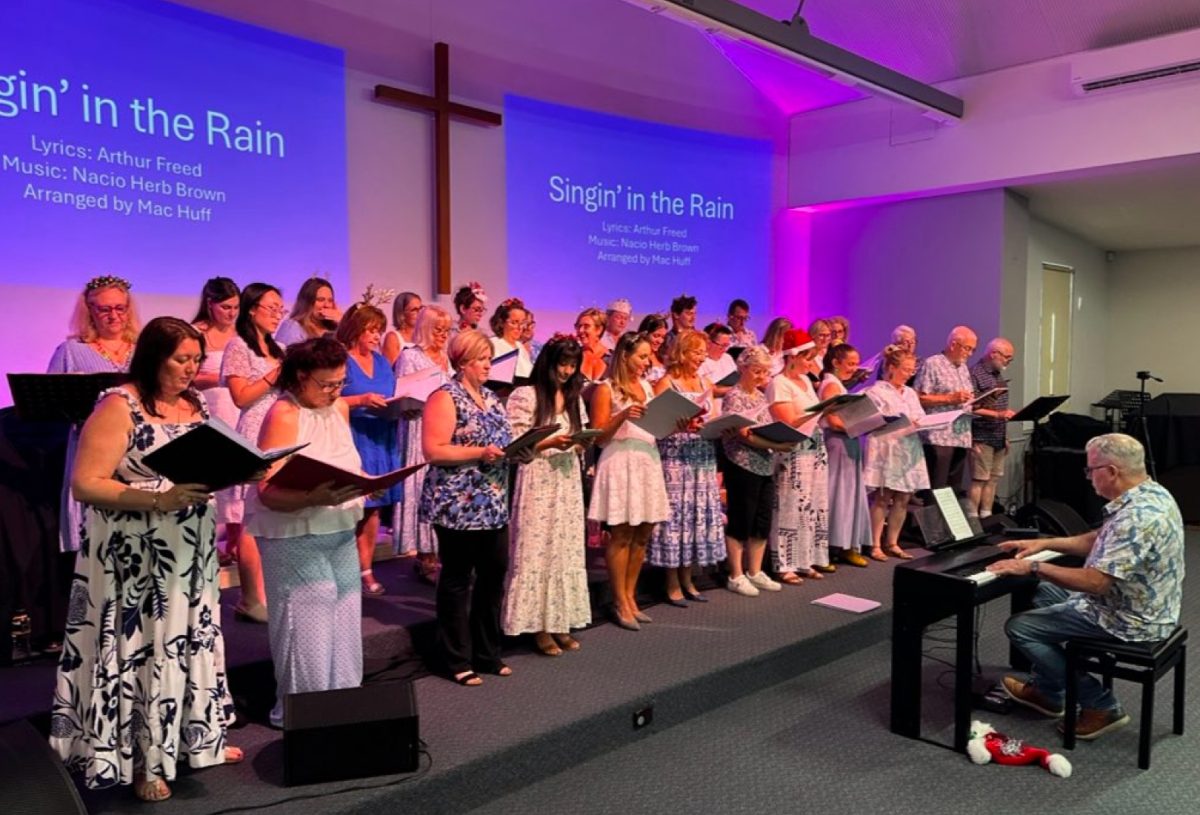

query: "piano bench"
(1063, 626), (1187, 769)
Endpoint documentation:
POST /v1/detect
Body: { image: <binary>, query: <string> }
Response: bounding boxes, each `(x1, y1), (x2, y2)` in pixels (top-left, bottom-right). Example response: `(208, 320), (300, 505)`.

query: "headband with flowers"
(85, 274), (131, 292)
(467, 280), (488, 305)
(360, 283), (397, 308)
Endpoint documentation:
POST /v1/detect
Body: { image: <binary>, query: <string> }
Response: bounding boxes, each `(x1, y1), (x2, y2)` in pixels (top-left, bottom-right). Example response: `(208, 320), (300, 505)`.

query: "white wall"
(1024, 218), (1110, 414)
(805, 189), (1006, 362)
(1108, 247), (1200, 395)
(788, 47), (1200, 207)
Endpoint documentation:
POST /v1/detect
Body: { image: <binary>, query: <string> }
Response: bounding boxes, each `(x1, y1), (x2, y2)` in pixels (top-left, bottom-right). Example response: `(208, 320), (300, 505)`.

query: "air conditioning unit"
(1070, 27), (1200, 96)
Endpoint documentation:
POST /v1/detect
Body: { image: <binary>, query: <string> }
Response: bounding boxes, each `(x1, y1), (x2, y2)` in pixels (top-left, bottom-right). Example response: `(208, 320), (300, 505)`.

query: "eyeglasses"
(91, 305), (128, 316)
(1083, 463), (1114, 477)
(313, 377), (346, 392)
(256, 305), (285, 316)
(431, 327), (451, 337)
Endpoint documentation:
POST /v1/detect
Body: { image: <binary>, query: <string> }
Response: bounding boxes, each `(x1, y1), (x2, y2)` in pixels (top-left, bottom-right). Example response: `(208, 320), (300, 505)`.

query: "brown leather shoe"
(1002, 675), (1064, 718)
(840, 550), (870, 568)
(1058, 707), (1130, 740)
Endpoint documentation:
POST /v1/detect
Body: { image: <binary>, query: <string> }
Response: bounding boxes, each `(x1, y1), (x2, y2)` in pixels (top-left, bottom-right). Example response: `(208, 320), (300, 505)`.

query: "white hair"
(1086, 433), (1147, 476)
(946, 325), (977, 346)
(891, 324), (915, 342)
(984, 337), (1013, 355)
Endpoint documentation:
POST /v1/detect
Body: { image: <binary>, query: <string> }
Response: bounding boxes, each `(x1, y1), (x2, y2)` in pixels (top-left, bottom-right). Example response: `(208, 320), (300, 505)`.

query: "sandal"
(800, 569), (825, 580)
(885, 546), (914, 560)
(361, 570), (385, 596)
(134, 777), (172, 803)
(553, 633), (581, 651)
(478, 662), (513, 677)
(778, 571), (803, 585)
(453, 670), (483, 686)
(534, 633), (563, 657)
(869, 549), (889, 562)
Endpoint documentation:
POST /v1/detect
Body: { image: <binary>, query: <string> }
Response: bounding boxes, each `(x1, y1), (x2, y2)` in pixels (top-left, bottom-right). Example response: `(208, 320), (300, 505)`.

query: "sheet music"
(631, 388), (704, 440)
(966, 387), (1007, 407)
(698, 412), (754, 440)
(393, 365), (446, 401)
(830, 397), (888, 437)
(489, 349), (519, 385)
(932, 487), (975, 541)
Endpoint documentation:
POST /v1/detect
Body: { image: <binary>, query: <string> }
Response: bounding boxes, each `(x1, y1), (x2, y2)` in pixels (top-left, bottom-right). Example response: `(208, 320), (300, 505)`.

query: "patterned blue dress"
(419, 378), (512, 530)
(49, 387), (234, 789)
(344, 350), (403, 507)
(648, 381), (726, 568)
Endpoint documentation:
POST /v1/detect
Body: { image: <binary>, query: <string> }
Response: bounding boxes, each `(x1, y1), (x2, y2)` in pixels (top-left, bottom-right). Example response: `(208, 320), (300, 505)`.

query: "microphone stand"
(1135, 371), (1162, 480)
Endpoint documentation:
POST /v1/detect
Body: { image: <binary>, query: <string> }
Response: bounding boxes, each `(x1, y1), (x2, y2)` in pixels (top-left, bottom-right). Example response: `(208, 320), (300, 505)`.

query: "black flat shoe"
(682, 590), (708, 603)
(664, 595), (689, 608)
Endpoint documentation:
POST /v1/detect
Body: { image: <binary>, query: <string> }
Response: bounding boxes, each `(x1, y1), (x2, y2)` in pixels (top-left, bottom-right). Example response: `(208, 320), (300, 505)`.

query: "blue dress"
(343, 350), (402, 507)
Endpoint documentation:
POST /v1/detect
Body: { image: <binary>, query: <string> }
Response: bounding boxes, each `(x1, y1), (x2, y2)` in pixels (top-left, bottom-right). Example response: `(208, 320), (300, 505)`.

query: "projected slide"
(505, 95), (770, 315)
(0, 0), (348, 296)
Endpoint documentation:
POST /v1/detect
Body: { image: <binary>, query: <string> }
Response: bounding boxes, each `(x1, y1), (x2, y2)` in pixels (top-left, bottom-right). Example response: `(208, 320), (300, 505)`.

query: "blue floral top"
(1067, 479), (1184, 641)
(418, 378), (512, 530)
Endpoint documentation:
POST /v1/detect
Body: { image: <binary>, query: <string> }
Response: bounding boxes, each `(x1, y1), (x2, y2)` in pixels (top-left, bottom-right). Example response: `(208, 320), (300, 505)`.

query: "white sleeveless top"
(245, 399), (365, 538)
(609, 380), (657, 444)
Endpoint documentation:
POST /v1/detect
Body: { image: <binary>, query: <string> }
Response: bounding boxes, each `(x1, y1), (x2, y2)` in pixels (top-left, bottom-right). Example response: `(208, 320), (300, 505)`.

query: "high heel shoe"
(633, 610), (653, 623)
(610, 609), (641, 631)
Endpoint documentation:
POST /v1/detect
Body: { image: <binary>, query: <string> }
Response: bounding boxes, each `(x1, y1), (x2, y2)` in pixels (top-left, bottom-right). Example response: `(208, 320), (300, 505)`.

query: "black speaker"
(1015, 499), (1092, 537)
(0, 720), (87, 815)
(283, 682), (419, 786)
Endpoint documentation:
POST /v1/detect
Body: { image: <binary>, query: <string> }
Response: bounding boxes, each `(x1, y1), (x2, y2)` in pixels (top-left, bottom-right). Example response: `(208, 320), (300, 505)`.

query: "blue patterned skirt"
(648, 434), (726, 567)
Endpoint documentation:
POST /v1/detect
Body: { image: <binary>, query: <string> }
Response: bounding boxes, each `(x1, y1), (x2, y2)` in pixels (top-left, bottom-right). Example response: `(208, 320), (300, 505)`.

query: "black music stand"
(6, 373), (126, 424)
(1010, 394), (1069, 506)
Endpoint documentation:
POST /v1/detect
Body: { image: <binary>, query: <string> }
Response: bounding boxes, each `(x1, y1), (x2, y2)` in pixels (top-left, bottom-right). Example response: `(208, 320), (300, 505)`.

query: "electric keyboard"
(965, 548), (1064, 585)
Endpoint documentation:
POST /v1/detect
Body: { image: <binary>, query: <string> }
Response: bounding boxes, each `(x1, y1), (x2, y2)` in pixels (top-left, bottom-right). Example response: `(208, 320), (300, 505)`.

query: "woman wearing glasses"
(337, 304), (403, 596)
(48, 275), (143, 553)
(220, 283), (286, 622)
(247, 337), (369, 728)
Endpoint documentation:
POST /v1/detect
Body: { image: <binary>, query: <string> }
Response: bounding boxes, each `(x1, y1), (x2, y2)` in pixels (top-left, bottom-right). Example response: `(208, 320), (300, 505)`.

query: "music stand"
(6, 373), (126, 424)
(1010, 394), (1070, 505)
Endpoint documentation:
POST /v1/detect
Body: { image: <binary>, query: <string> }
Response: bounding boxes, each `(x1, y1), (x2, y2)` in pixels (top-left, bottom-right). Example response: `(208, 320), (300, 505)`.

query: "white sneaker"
(746, 571), (782, 592)
(726, 574), (760, 597)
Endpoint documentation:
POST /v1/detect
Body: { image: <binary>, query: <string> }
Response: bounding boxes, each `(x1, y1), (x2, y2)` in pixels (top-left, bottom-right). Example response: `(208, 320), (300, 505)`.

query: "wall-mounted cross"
(375, 42), (502, 295)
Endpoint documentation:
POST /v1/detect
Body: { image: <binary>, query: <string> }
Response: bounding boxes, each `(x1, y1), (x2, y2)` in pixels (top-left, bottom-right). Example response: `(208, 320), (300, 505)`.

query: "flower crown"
(548, 331), (579, 345)
(467, 280), (488, 305)
(499, 296), (525, 310)
(85, 274), (130, 292)
(360, 283), (397, 308)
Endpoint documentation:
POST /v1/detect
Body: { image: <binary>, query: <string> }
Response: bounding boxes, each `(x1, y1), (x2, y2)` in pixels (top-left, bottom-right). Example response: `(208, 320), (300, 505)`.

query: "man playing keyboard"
(986, 433), (1184, 740)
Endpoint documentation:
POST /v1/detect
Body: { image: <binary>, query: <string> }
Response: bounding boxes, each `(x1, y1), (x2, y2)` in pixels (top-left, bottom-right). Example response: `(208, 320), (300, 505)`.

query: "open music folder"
(142, 416), (309, 491)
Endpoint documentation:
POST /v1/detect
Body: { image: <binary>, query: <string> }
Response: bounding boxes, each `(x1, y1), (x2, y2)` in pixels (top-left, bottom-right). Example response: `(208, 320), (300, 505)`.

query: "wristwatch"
(1030, 561), (1041, 578)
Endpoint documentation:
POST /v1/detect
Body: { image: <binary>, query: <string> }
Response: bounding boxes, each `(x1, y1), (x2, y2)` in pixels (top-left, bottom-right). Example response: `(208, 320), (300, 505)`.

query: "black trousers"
(433, 524), (510, 674)
(923, 444), (969, 494)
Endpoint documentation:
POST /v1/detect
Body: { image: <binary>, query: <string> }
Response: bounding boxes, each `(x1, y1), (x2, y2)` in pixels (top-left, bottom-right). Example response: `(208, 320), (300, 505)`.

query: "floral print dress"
(50, 387), (234, 789)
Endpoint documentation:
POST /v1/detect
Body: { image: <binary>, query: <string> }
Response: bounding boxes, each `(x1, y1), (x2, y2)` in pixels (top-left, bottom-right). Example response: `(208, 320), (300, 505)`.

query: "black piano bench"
(1063, 626), (1187, 769)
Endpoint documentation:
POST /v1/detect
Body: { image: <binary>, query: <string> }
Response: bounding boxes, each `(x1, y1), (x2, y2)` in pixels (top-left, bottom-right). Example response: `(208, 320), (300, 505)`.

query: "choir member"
(502, 336), (593, 655)
(727, 298), (757, 348)
(421, 330), (521, 685)
(721, 345), (791, 596)
(48, 275), (141, 553)
(382, 291), (422, 365)
(220, 283), (285, 622)
(520, 308), (543, 362)
(699, 321), (737, 398)
(828, 315), (850, 345)
(808, 318), (833, 371)
(51, 317), (239, 802)
(588, 331), (670, 630)
(337, 304), (402, 596)
(863, 346), (929, 560)
(574, 306), (608, 382)
(249, 337), (368, 728)
(602, 298), (632, 350)
(914, 325), (977, 492)
(191, 277), (240, 525)
(817, 344), (872, 567)
(761, 317), (793, 376)
(967, 338), (1017, 518)
(489, 297), (534, 378)
(452, 281), (487, 334)
(637, 313), (669, 384)
(766, 329), (831, 583)
(393, 305), (453, 579)
(275, 276), (341, 346)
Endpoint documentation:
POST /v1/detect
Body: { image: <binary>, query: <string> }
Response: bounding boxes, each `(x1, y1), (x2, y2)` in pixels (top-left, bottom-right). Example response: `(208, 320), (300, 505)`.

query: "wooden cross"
(374, 42), (502, 295)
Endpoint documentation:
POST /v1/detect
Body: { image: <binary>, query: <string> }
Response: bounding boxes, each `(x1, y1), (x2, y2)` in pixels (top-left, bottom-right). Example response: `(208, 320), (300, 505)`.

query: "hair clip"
(85, 274), (131, 292)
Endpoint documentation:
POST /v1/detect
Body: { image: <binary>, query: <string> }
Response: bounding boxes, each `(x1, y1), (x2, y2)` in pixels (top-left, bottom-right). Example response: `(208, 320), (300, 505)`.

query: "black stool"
(1063, 626), (1187, 769)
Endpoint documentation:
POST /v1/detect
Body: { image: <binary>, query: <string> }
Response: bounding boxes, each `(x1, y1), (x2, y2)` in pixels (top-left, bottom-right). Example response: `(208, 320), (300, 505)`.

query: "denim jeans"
(1004, 583), (1121, 711)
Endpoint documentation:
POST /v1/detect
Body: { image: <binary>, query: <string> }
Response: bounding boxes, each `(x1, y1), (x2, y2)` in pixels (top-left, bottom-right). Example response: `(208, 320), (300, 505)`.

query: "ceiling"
(1011, 155), (1200, 251)
(176, 0), (1200, 250)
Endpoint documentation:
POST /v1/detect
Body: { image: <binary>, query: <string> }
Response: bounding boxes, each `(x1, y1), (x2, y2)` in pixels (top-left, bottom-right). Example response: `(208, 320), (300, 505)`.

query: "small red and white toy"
(966, 720), (1072, 778)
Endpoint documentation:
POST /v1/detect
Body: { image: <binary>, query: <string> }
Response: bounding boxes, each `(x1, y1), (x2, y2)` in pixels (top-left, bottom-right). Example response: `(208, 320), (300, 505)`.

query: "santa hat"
(781, 329), (815, 356)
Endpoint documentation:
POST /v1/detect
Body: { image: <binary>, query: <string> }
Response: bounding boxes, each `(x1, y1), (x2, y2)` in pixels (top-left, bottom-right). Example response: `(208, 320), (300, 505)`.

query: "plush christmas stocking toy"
(967, 720), (1072, 778)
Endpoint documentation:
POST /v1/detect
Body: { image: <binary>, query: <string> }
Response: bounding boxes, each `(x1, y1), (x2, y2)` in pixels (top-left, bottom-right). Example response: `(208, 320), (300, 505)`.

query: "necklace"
(92, 339), (130, 369)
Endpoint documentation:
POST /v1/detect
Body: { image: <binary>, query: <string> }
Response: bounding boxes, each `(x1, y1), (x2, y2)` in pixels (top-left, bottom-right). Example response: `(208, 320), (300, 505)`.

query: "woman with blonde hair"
(275, 276), (341, 346)
(648, 329), (724, 603)
(863, 345), (929, 560)
(394, 305), (453, 579)
(761, 317), (793, 376)
(588, 332), (670, 630)
(575, 307), (608, 381)
(48, 275), (142, 553)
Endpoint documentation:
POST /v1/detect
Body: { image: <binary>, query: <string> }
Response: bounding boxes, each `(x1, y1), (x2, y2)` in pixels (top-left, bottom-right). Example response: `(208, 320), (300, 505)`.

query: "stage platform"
(1, 548), (908, 815)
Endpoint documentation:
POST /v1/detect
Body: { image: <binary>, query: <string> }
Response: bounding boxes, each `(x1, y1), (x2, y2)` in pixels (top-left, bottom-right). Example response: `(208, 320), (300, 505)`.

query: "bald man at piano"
(986, 433), (1184, 741)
